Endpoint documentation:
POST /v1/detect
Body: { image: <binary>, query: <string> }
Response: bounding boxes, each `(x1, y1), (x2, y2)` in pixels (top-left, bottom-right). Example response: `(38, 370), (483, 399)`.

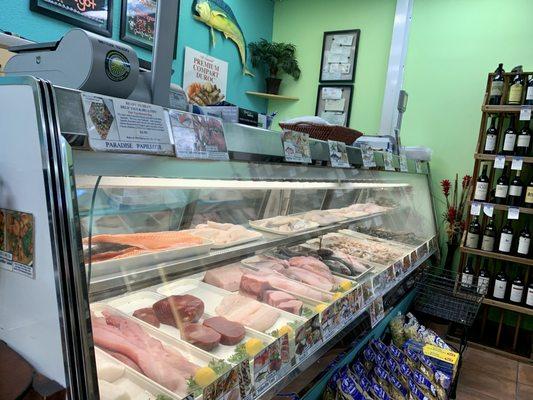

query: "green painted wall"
(269, 0), (396, 133)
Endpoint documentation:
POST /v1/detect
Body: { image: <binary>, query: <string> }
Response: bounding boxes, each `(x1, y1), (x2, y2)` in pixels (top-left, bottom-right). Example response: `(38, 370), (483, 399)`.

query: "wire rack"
(413, 267), (484, 327)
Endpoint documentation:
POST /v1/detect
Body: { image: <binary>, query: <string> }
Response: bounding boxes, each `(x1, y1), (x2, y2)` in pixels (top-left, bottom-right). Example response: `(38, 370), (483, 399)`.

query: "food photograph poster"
(183, 47), (228, 106)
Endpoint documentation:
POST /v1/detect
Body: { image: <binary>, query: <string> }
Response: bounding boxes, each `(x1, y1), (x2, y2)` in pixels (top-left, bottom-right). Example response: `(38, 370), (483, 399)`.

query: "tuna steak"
(203, 316), (245, 345)
(152, 295), (204, 326)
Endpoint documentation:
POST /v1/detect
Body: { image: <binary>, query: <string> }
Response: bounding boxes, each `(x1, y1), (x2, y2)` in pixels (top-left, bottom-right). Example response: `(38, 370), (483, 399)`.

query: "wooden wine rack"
(459, 71), (532, 359)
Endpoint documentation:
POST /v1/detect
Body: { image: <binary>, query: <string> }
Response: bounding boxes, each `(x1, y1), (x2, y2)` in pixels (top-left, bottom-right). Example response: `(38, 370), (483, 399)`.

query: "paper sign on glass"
(169, 110), (229, 160)
(328, 140), (350, 168)
(81, 93), (174, 155)
(383, 152), (395, 171)
(281, 130), (311, 164)
(324, 98), (346, 112)
(494, 155), (506, 169)
(330, 44), (351, 56)
(399, 154), (409, 172)
(320, 111), (346, 126)
(333, 34), (354, 46)
(361, 144), (376, 168)
(483, 203), (494, 217)
(0, 209), (34, 279)
(327, 53), (350, 64)
(470, 202), (481, 216)
(511, 157), (523, 170)
(322, 87), (343, 100)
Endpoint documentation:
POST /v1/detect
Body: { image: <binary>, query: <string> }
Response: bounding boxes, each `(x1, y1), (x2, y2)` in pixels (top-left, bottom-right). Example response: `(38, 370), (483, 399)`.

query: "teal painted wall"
(0, 0), (273, 111)
(269, 0), (396, 133)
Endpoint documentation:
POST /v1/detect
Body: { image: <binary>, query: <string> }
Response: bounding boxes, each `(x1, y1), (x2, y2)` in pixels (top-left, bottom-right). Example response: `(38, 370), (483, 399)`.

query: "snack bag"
(376, 352), (387, 368)
(373, 366), (390, 390)
(408, 380), (430, 400)
(369, 377), (393, 400)
(362, 347), (376, 372)
(412, 371), (438, 400)
(389, 344), (404, 363)
(404, 348), (419, 371)
(371, 339), (389, 356)
(386, 356), (400, 375)
(387, 373), (408, 400)
(389, 313), (406, 346)
(397, 362), (413, 388)
(351, 361), (369, 383)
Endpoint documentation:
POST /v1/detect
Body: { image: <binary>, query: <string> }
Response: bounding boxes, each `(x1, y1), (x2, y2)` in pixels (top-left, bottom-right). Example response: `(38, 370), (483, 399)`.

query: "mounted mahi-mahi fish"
(192, 0), (254, 76)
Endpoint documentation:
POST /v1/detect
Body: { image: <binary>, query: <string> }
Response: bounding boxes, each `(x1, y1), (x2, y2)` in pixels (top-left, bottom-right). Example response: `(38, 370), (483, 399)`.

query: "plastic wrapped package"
(397, 362), (413, 389)
(389, 313), (406, 346)
(362, 347), (376, 372)
(369, 376), (393, 400)
(412, 370), (438, 400)
(387, 373), (408, 400)
(388, 344), (404, 363)
(373, 366), (390, 391)
(404, 348), (419, 371)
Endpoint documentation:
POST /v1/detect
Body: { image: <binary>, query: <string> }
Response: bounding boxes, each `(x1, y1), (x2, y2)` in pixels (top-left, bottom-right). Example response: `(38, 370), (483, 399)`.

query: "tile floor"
(456, 346), (533, 399)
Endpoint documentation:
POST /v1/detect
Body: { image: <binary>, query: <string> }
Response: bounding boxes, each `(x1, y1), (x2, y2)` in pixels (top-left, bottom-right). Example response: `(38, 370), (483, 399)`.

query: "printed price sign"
(369, 296), (385, 328)
(470, 202), (481, 215)
(415, 160), (424, 174)
(328, 140), (350, 168)
(483, 203), (494, 217)
(281, 131), (311, 164)
(383, 151), (395, 171)
(0, 209), (34, 279)
(361, 144), (376, 168)
(508, 206), (520, 220)
(203, 365), (240, 400)
(399, 154), (409, 172)
(294, 314), (323, 362)
(519, 106), (532, 121)
(494, 155), (506, 169)
(511, 157), (523, 171)
(81, 94), (174, 155)
(320, 303), (337, 340)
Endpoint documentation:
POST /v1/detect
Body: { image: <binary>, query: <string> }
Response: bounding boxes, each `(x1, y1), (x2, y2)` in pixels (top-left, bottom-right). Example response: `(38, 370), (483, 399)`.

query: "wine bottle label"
(517, 135), (530, 148)
(484, 134), (497, 151)
(481, 235), (495, 251)
(466, 233), (479, 248)
(527, 287), (533, 306)
(495, 184), (508, 198)
(477, 276), (490, 295)
(509, 185), (522, 197)
(503, 134), (516, 151)
(509, 84), (522, 104)
(526, 86), (533, 101)
(493, 280), (507, 299)
(498, 233), (513, 252)
(490, 81), (503, 96)
(518, 236), (530, 255)
(474, 182), (488, 200)
(510, 285), (523, 302)
(461, 273), (473, 287)
(526, 187), (533, 204)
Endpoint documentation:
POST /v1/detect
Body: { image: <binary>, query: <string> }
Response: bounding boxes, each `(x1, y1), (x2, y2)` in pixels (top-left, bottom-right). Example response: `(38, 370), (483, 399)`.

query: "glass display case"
(0, 77), (438, 400)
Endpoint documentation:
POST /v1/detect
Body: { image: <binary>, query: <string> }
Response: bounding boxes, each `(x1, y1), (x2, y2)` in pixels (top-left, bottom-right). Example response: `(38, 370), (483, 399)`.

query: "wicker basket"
(278, 122), (363, 145)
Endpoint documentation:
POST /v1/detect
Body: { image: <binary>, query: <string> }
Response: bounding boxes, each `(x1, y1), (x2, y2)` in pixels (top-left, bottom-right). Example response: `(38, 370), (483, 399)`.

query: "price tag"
(399, 154), (409, 172)
(508, 207), (520, 220)
(361, 144), (376, 168)
(483, 203), (494, 217)
(281, 130), (311, 164)
(494, 155), (506, 169)
(328, 140), (350, 168)
(470, 202), (481, 215)
(369, 296), (385, 328)
(383, 152), (395, 171)
(511, 156), (523, 171)
(415, 160), (423, 174)
(519, 106), (532, 121)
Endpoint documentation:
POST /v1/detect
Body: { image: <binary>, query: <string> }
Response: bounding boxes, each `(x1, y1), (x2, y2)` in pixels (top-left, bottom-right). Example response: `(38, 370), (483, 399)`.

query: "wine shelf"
(481, 105), (527, 113)
(460, 245), (533, 266)
(474, 153), (533, 163)
(482, 298), (533, 316)
(467, 201), (533, 215)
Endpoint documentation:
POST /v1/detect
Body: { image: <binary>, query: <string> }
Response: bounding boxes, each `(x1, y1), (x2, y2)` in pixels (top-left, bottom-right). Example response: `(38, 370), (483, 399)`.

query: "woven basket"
(278, 122), (363, 145)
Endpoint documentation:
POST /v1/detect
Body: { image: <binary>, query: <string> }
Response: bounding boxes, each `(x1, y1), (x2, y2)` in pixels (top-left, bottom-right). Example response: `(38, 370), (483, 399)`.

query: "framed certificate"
(315, 84), (353, 127)
(319, 29), (360, 83)
(30, 0), (113, 37)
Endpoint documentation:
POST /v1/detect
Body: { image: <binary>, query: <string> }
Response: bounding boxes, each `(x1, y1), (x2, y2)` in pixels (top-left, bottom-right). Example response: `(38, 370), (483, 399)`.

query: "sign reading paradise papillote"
(168, 110), (229, 160)
(281, 130), (312, 164)
(0, 209), (34, 278)
(81, 93), (173, 155)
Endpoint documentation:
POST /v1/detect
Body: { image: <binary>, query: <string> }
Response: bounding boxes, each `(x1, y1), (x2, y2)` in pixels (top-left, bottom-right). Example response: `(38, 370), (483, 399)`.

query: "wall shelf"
(482, 298), (533, 316)
(474, 153), (533, 163)
(481, 105), (526, 113)
(246, 91), (299, 101)
(460, 245), (533, 266)
(467, 201), (533, 215)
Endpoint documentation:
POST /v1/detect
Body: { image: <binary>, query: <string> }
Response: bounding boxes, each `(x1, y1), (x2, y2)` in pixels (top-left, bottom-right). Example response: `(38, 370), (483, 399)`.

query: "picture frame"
(30, 0), (113, 37)
(120, 0), (179, 57)
(319, 29), (360, 83)
(315, 84), (353, 127)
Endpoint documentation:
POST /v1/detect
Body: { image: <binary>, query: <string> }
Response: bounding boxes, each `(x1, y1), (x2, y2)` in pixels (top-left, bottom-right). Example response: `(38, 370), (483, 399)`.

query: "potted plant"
(248, 39), (301, 95)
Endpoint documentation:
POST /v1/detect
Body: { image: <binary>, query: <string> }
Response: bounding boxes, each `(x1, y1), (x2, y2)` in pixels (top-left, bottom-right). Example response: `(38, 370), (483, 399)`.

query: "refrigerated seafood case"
(0, 77), (439, 400)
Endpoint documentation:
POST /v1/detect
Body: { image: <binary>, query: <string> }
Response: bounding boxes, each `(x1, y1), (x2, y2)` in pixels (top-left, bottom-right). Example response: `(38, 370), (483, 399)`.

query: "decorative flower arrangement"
(441, 174), (472, 245)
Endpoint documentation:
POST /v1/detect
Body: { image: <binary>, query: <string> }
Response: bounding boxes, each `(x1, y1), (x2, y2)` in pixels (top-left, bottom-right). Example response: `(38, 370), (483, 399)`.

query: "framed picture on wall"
(319, 29), (360, 83)
(120, 0), (179, 55)
(316, 85), (353, 127)
(30, 0), (113, 37)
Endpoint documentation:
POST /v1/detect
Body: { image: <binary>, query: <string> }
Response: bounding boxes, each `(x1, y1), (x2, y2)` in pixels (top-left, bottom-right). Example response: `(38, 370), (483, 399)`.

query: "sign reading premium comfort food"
(81, 93), (174, 155)
(0, 209), (35, 278)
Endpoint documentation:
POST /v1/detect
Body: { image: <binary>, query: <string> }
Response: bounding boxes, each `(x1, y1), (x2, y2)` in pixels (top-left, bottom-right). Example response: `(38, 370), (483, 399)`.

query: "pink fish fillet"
(281, 267), (333, 291)
(267, 273), (333, 302)
(203, 264), (244, 291)
(288, 256), (333, 282)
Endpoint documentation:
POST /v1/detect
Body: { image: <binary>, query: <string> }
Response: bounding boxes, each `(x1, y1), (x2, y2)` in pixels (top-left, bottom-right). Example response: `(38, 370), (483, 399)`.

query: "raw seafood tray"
(337, 229), (415, 254)
(248, 217), (320, 236)
(188, 227), (263, 250)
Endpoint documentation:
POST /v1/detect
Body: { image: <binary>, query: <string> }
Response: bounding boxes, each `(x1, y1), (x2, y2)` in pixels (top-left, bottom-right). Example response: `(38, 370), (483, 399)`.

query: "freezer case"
(0, 77), (438, 400)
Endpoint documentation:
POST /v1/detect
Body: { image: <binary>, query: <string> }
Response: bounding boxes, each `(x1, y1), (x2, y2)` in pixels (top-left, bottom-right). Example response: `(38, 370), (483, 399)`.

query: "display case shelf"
(482, 298), (533, 316)
(460, 245), (533, 266)
(467, 201), (533, 215)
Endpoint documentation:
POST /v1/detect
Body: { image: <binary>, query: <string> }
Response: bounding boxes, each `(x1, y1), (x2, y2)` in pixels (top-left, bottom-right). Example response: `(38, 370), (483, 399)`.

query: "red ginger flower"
(447, 207), (456, 223)
(441, 179), (451, 197)
(462, 175), (471, 189)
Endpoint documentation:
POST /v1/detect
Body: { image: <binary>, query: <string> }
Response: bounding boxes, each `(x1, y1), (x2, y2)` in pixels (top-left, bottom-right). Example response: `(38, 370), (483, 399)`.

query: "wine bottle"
(489, 63), (505, 105)
(461, 258), (475, 288)
(477, 260), (491, 295)
(525, 178), (533, 208)
(525, 74), (533, 106)
(508, 170), (523, 207)
(494, 165), (510, 204)
(480, 217), (496, 252)
(484, 116), (498, 154)
(508, 73), (524, 105)
(526, 280), (533, 307)
(509, 273), (524, 303)
(474, 164), (489, 201)
(492, 267), (508, 300)
(501, 115), (517, 155)
(498, 219), (514, 253)
(465, 217), (481, 248)
(516, 124), (531, 156)
(517, 226), (530, 257)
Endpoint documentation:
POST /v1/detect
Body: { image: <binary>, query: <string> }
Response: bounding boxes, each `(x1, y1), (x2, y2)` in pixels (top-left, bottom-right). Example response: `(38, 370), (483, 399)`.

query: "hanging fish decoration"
(192, 0), (254, 76)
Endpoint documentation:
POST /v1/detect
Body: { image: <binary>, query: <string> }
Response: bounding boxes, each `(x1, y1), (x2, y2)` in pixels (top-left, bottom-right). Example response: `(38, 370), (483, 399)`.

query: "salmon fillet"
(84, 231), (204, 251)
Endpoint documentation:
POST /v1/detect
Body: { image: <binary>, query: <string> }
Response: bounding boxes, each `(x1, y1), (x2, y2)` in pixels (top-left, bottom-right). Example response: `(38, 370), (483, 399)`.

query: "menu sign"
(281, 131), (312, 164)
(122, 0), (156, 48)
(37, 0), (111, 34)
(0, 209), (34, 278)
(81, 94), (173, 155)
(168, 110), (229, 160)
